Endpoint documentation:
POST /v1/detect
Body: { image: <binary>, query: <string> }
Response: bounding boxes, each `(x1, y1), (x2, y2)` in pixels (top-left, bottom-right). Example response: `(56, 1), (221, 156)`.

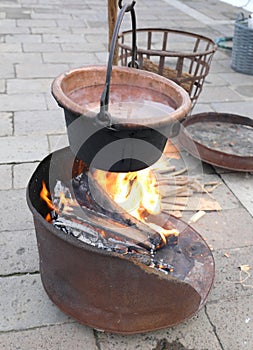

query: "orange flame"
(40, 181), (55, 212)
(94, 168), (179, 241)
(147, 222), (179, 246)
(94, 168), (161, 221)
(40, 181), (76, 222)
(41, 166), (179, 242)
(40, 181), (56, 221)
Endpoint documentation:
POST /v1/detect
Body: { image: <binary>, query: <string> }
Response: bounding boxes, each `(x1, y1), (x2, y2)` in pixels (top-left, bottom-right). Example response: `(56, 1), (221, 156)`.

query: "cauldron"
(51, 2), (191, 172)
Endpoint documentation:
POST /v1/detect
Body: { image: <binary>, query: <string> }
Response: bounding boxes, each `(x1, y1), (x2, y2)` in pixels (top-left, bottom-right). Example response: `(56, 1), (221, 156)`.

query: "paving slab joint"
(0, 271), (40, 279)
(93, 329), (102, 350)
(11, 163), (14, 189)
(204, 305), (225, 350)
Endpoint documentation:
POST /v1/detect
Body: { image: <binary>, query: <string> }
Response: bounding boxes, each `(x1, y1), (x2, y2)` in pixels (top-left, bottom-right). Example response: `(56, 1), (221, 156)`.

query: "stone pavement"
(0, 0), (253, 349)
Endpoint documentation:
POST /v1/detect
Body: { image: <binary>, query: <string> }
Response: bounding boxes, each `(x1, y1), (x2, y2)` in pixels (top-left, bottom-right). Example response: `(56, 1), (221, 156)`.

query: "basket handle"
(236, 12), (245, 22)
(96, 1), (137, 127)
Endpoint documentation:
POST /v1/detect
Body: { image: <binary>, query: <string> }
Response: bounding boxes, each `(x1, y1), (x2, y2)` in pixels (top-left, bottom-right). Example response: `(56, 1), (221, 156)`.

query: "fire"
(93, 168), (160, 221)
(94, 167), (179, 242)
(147, 222), (179, 246)
(40, 180), (76, 222)
(40, 164), (180, 245)
(40, 181), (55, 212)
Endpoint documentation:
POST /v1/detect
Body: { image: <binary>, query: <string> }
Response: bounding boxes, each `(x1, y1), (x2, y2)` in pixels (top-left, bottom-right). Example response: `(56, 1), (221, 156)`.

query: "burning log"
(89, 170), (168, 236)
(53, 211), (151, 256)
(57, 204), (158, 251)
(91, 167), (181, 246)
(75, 170), (163, 249)
(42, 174), (163, 251)
(41, 177), (179, 271)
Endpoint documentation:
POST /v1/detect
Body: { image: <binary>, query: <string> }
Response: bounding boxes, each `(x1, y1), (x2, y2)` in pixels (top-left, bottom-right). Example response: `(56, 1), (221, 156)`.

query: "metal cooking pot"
(51, 2), (191, 171)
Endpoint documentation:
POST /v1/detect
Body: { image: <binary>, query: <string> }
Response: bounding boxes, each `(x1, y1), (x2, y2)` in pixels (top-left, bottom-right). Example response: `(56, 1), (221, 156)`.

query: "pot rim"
(51, 65), (192, 128)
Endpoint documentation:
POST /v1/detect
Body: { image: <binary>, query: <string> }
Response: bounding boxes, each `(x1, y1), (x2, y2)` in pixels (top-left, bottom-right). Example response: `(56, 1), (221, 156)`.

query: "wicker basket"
(118, 28), (217, 109)
(232, 14), (253, 75)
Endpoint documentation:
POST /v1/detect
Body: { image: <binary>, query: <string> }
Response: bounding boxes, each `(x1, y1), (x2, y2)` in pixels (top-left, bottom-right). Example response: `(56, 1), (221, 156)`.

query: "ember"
(40, 172), (178, 274)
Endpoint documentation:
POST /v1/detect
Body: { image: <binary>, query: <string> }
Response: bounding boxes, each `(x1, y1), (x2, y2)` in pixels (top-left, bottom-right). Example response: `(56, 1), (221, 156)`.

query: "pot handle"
(96, 1), (138, 127)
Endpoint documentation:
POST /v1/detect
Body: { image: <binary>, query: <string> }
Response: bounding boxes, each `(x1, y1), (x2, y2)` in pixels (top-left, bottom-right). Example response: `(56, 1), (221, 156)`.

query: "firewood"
(87, 170), (163, 248)
(141, 58), (192, 92)
(159, 185), (191, 197)
(58, 203), (156, 251)
(54, 213), (151, 255)
(189, 180), (220, 199)
(192, 197), (222, 211)
(204, 181), (220, 186)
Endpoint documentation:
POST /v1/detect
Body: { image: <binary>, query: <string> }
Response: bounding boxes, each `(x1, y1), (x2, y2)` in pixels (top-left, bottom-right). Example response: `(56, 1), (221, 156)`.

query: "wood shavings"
(151, 144), (222, 218)
(239, 264), (251, 273)
(188, 210), (206, 224)
(166, 168), (188, 177)
(237, 264), (253, 288)
(155, 166), (176, 175)
(161, 195), (222, 212)
(158, 171), (221, 216)
(192, 197), (222, 211)
(204, 182), (221, 193)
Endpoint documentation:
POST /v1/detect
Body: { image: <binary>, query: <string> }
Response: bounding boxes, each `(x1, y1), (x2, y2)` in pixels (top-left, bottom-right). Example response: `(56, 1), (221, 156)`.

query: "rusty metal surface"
(149, 213), (214, 306)
(51, 66), (191, 172)
(27, 147), (214, 334)
(178, 112), (253, 172)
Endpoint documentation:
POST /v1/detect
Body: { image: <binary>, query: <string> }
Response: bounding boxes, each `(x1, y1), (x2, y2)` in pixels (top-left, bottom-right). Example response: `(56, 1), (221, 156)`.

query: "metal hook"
(118, 0), (136, 12)
(95, 109), (112, 127)
(96, 1), (138, 128)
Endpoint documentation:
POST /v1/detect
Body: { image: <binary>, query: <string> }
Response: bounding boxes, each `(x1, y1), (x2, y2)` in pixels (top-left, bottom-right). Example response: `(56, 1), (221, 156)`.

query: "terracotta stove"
(26, 1), (214, 334)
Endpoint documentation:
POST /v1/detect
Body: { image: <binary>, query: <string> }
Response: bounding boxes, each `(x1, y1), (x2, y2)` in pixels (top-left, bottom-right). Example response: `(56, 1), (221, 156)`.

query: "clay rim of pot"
(51, 65), (192, 129)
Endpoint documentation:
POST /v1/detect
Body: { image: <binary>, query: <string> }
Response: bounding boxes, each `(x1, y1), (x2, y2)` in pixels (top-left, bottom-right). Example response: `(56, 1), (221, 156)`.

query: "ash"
(49, 179), (174, 274)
